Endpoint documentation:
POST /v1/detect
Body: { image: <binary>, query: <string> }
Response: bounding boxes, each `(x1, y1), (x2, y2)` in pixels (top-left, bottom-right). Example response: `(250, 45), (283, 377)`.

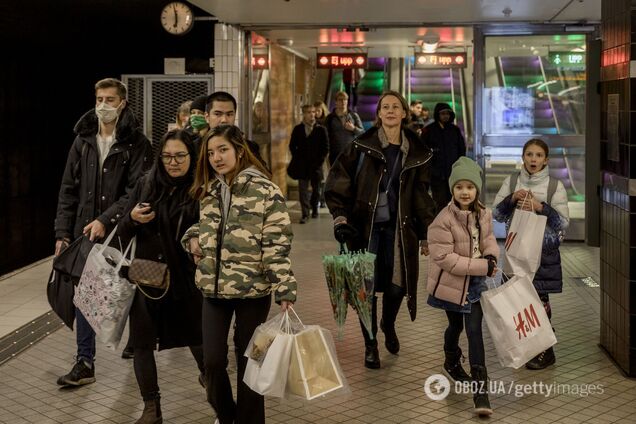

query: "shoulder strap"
(547, 177), (558, 204)
(509, 172), (520, 194)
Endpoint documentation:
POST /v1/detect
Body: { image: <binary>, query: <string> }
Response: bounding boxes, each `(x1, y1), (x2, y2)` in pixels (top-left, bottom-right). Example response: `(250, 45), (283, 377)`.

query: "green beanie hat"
(448, 157), (483, 193)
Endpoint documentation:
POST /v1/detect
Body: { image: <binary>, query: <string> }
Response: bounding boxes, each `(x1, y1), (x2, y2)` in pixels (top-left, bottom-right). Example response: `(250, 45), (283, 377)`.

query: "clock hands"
(173, 5), (178, 28)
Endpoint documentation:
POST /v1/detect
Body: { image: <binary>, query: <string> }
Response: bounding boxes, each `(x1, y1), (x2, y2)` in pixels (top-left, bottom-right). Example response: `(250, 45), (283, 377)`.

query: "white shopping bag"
(73, 226), (136, 350)
(481, 274), (557, 369)
(503, 208), (546, 278)
(244, 333), (294, 397)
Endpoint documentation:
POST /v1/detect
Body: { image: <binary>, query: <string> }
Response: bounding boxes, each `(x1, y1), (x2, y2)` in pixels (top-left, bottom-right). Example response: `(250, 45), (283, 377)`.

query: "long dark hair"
(141, 129), (197, 205)
(190, 125), (271, 200)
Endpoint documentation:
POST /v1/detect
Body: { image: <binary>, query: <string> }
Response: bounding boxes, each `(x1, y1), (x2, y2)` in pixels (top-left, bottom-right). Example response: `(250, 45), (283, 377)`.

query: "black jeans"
(298, 169), (322, 218)
(444, 301), (485, 367)
(202, 296), (271, 424)
(133, 345), (205, 401)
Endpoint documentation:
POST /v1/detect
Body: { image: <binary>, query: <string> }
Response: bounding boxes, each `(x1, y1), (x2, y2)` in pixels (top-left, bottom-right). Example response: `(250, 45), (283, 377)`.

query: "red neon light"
(355, 56), (366, 65)
(319, 56), (329, 65)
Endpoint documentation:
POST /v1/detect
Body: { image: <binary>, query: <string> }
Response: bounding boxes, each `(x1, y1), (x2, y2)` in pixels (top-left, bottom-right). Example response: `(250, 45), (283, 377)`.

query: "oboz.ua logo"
(423, 374), (451, 400)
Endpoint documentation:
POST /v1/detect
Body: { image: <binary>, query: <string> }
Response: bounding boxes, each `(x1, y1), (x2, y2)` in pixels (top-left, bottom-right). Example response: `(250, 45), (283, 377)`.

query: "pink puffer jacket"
(426, 202), (499, 305)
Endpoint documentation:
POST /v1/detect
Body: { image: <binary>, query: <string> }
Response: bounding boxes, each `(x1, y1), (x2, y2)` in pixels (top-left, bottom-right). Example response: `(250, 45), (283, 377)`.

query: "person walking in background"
(53, 77), (151, 387)
(313, 100), (329, 126)
(175, 100), (192, 130)
(287, 104), (329, 223)
(182, 125), (297, 424)
(313, 100), (331, 208)
(117, 129), (205, 424)
(325, 91), (435, 369)
(342, 68), (361, 110)
(325, 91), (364, 165)
(408, 100), (425, 136)
(188, 95), (211, 152)
(421, 105), (434, 128)
(421, 102), (466, 213)
(493, 138), (569, 370)
(424, 157), (499, 417)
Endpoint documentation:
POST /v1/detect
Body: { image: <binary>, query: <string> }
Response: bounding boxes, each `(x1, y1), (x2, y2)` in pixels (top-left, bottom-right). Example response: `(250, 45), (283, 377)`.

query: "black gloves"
(485, 255), (497, 277)
(334, 223), (358, 244)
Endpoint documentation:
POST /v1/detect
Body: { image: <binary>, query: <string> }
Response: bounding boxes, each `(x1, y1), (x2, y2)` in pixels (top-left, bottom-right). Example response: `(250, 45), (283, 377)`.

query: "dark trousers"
(202, 296), (271, 424)
(431, 181), (452, 213)
(344, 82), (358, 109)
(444, 301), (485, 367)
(133, 345), (205, 401)
(75, 308), (96, 364)
(298, 169), (322, 218)
(360, 283), (405, 347)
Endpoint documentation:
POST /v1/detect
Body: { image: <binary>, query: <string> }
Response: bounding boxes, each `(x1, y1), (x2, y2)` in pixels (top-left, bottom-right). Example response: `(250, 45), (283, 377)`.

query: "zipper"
(432, 268), (444, 297)
(460, 213), (472, 305)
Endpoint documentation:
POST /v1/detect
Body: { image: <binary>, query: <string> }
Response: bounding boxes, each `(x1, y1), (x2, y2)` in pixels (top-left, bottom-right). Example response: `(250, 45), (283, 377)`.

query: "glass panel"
(251, 45), (271, 167)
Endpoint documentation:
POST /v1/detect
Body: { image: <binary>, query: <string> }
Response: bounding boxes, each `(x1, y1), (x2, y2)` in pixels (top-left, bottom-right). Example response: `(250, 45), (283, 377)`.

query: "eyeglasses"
(160, 153), (189, 164)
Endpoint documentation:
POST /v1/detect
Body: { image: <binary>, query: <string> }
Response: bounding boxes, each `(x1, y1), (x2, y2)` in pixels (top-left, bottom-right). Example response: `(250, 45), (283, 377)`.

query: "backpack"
(508, 172), (558, 204)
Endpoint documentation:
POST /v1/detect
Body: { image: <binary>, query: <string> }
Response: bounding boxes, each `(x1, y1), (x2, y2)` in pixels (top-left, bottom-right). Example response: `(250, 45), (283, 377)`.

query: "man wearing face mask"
(187, 94), (210, 154)
(54, 78), (151, 387)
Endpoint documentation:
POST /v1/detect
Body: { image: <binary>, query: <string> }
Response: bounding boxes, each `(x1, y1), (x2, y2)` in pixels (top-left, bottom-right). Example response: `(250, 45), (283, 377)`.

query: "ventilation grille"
(122, 75), (213, 142)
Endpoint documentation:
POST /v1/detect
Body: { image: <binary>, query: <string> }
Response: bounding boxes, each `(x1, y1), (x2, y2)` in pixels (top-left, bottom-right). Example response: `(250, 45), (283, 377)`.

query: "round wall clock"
(160, 2), (194, 35)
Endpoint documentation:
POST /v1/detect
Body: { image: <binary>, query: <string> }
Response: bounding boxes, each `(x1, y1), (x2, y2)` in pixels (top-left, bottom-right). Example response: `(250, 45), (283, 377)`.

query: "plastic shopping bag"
(286, 324), (348, 400)
(73, 226), (136, 350)
(243, 312), (299, 397)
(503, 208), (546, 278)
(481, 274), (557, 369)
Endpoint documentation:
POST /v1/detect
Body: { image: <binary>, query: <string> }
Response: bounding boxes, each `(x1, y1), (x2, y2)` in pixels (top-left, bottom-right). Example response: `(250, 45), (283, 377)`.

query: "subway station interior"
(2, 0), (636, 423)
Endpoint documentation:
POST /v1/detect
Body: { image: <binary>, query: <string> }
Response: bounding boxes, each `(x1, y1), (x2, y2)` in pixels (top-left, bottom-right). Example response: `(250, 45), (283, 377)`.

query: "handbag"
(47, 270), (76, 329)
(374, 152), (401, 223)
(481, 274), (557, 369)
(127, 238), (171, 300)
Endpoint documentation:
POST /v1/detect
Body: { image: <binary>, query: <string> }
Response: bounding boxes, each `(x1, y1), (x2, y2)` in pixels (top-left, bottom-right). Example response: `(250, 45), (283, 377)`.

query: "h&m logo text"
(513, 304), (541, 339)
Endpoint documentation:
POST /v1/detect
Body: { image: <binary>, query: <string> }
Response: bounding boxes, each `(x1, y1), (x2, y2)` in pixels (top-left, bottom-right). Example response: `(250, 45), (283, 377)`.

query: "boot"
(135, 398), (163, 424)
(442, 348), (471, 383)
(471, 365), (492, 417)
(364, 344), (381, 369)
(525, 346), (555, 370)
(380, 319), (400, 354)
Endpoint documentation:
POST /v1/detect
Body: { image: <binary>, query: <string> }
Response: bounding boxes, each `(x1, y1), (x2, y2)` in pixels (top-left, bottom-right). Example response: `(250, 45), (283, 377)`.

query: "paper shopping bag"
(503, 209), (546, 278)
(243, 333), (294, 397)
(286, 326), (345, 400)
(481, 274), (557, 369)
(73, 226), (136, 350)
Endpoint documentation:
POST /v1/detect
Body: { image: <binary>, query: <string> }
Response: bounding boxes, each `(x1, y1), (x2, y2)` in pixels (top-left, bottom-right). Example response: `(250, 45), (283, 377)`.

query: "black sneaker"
(121, 346), (134, 359)
(56, 360), (95, 386)
(525, 347), (555, 370)
(299, 216), (308, 224)
(311, 209), (318, 218)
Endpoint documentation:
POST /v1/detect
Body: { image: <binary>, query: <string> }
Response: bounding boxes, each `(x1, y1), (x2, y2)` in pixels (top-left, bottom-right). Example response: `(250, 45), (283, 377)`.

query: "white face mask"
(95, 101), (122, 124)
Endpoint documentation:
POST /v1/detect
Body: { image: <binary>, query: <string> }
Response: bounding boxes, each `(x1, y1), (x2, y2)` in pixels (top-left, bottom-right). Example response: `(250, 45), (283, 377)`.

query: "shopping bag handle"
(287, 305), (306, 329)
(97, 224), (119, 256)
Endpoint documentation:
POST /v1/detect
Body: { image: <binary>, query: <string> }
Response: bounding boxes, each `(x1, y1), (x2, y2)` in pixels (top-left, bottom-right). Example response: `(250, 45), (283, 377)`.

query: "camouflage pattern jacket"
(182, 168), (297, 303)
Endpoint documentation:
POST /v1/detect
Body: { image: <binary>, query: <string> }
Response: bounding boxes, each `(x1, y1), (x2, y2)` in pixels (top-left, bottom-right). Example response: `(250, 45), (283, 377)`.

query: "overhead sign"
(548, 52), (586, 67)
(252, 54), (269, 69)
(414, 53), (467, 69)
(316, 53), (367, 69)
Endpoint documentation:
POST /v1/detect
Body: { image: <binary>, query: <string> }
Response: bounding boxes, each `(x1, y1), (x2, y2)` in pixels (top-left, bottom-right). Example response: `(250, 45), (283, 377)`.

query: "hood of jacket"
(212, 166), (269, 222)
(433, 102), (456, 123)
(73, 106), (142, 143)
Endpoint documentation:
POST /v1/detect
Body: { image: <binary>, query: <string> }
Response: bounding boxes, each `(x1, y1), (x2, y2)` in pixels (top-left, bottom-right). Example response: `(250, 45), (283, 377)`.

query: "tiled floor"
(1, 206), (635, 423)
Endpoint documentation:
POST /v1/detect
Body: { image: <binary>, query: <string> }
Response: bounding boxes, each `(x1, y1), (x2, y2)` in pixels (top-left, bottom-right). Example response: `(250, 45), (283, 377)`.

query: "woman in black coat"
(325, 91), (436, 369)
(118, 129), (204, 424)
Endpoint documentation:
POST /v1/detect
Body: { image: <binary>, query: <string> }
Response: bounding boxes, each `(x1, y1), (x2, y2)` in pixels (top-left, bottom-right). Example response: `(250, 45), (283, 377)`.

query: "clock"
(160, 2), (194, 35)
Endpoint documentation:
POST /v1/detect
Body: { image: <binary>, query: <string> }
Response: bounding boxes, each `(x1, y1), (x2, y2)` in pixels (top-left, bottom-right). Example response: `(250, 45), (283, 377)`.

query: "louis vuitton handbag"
(128, 239), (170, 300)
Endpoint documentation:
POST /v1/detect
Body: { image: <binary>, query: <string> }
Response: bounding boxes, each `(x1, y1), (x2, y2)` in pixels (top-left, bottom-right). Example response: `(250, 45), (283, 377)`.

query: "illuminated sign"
(414, 53), (467, 69)
(548, 52), (586, 67)
(252, 54), (269, 69)
(316, 53), (367, 69)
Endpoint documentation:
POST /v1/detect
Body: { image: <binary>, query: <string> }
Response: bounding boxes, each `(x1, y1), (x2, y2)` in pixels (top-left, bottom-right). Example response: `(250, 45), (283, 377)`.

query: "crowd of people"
(53, 77), (568, 422)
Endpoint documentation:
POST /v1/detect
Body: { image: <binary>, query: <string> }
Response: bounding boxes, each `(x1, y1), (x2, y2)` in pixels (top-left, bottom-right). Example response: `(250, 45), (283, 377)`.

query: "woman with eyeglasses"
(118, 129), (205, 424)
(182, 124), (296, 424)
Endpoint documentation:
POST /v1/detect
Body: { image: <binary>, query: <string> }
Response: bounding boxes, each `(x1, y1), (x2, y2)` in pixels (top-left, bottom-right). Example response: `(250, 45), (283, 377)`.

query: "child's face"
(453, 180), (478, 210)
(523, 144), (548, 175)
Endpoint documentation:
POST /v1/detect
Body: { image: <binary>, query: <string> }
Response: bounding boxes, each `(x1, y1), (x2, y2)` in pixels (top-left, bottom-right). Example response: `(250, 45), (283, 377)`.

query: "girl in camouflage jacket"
(182, 125), (296, 424)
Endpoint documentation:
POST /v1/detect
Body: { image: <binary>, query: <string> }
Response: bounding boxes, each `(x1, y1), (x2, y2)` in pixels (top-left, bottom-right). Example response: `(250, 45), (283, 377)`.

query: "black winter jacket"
(54, 107), (151, 240)
(325, 126), (436, 320)
(421, 103), (466, 181)
(325, 110), (364, 164)
(287, 123), (329, 180)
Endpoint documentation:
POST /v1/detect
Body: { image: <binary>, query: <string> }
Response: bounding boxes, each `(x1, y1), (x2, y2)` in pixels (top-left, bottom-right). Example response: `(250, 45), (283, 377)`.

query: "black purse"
(52, 236), (94, 280)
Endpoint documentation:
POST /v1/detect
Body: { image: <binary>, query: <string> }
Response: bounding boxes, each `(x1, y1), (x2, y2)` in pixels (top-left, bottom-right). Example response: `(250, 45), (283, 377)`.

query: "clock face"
(160, 2), (194, 35)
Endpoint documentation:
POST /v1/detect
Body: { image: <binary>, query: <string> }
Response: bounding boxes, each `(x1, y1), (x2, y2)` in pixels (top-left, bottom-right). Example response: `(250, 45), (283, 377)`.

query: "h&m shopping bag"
(73, 226), (136, 350)
(481, 274), (557, 369)
(243, 312), (297, 397)
(503, 208), (546, 278)
(286, 325), (347, 400)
